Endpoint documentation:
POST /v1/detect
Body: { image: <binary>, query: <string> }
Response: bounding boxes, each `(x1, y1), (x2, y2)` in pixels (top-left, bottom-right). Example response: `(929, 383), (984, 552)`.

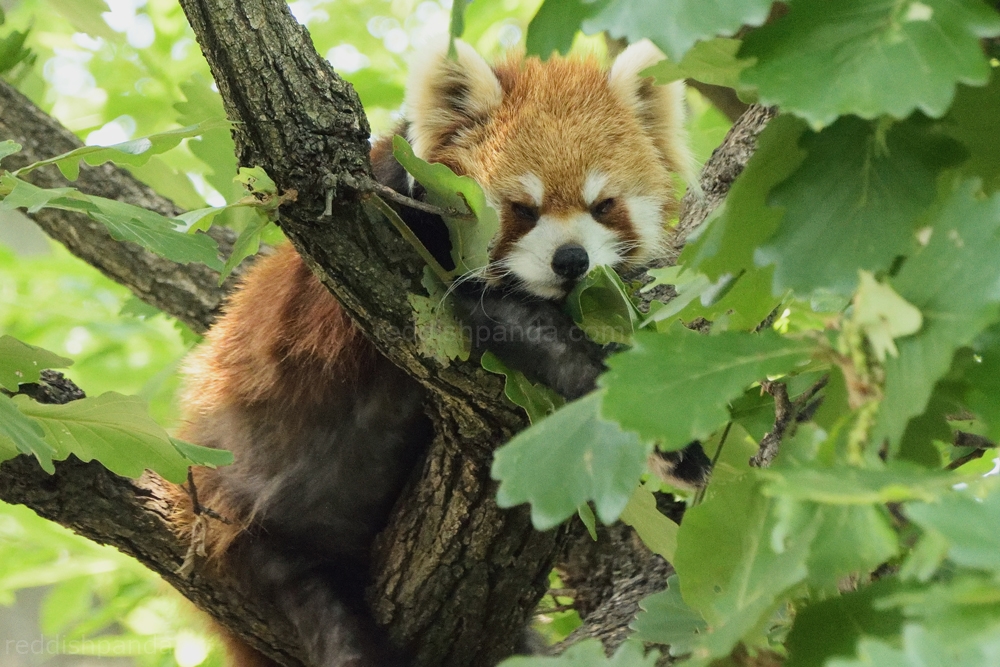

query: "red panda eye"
(592, 198), (616, 217)
(510, 202), (540, 225)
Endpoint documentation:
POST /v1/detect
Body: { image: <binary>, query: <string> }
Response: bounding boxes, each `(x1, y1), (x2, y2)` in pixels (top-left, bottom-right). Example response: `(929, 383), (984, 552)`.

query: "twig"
(546, 588), (576, 598)
(185, 468), (231, 524)
(367, 195), (454, 284)
(694, 422), (731, 506)
(534, 604), (576, 616)
(751, 382), (791, 468)
(754, 304), (783, 333)
(947, 448), (987, 471)
(363, 178), (476, 220)
(750, 375), (830, 468)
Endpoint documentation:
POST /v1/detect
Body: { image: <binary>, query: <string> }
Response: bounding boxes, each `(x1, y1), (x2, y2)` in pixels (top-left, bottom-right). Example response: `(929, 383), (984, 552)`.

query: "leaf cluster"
(497, 1), (1000, 665)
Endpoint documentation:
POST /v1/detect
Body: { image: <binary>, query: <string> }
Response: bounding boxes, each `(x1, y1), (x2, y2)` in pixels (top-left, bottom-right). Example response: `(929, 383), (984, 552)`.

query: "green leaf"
(729, 386), (776, 442)
(119, 296), (162, 320)
(620, 485), (678, 561)
(673, 475), (818, 661)
(174, 75), (241, 202)
(45, 0), (118, 39)
(578, 502), (598, 541)
(499, 639), (657, 667)
(0, 140), (21, 163)
(644, 37), (752, 89)
(0, 174), (78, 213)
(897, 379), (959, 467)
(641, 267), (714, 327)
(583, 0), (774, 62)
(0, 176), (223, 270)
(825, 619), (1000, 667)
(794, 503), (899, 592)
(0, 25), (32, 75)
(492, 392), (650, 530)
(945, 71), (1000, 194)
(0, 335), (73, 391)
(14, 392), (211, 483)
(392, 136), (500, 276)
(739, 0), (1000, 128)
(219, 212), (273, 281)
(671, 267), (781, 333)
(760, 463), (961, 505)
(526, 0), (607, 58)
(906, 486), (1000, 572)
(89, 198), (224, 271)
(481, 351), (563, 423)
(600, 327), (814, 449)
(899, 528), (950, 582)
(566, 265), (639, 345)
(407, 268), (471, 365)
(12, 119), (232, 181)
(826, 637), (909, 667)
(0, 394), (56, 473)
(235, 165), (277, 195)
(172, 205), (229, 234)
(755, 116), (965, 297)
(681, 115), (807, 280)
(853, 270), (923, 363)
(450, 0), (469, 41)
(784, 580), (904, 667)
(965, 324), (1000, 441)
(169, 438), (234, 469)
(631, 575), (707, 655)
(873, 180), (1000, 448)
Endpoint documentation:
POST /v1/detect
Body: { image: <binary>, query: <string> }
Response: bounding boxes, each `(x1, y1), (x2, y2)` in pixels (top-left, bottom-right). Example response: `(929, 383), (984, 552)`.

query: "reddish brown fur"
(418, 53), (679, 263)
(169, 245), (375, 561)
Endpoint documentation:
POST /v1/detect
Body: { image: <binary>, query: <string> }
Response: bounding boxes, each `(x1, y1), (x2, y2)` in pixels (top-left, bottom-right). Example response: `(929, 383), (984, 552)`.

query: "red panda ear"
(608, 40), (697, 190)
(405, 39), (503, 161)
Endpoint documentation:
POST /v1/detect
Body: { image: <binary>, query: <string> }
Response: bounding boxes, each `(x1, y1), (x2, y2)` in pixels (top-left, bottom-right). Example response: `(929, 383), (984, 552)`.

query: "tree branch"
(0, 372), (309, 666)
(0, 81), (242, 334)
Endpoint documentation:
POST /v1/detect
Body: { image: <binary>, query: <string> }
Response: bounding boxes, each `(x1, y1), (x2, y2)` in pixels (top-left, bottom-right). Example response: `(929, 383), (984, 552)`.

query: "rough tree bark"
(0, 2), (773, 663)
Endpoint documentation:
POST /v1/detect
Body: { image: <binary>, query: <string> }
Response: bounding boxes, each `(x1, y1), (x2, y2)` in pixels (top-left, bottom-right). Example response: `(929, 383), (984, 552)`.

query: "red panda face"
(406, 40), (693, 299)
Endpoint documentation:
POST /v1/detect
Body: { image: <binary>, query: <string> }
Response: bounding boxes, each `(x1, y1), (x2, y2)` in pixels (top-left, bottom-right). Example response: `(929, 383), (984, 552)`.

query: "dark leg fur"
(230, 533), (407, 667)
(450, 279), (606, 401)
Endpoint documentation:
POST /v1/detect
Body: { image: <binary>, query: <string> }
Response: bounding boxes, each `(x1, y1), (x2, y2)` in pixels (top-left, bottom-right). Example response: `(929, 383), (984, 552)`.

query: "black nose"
(551, 244), (589, 280)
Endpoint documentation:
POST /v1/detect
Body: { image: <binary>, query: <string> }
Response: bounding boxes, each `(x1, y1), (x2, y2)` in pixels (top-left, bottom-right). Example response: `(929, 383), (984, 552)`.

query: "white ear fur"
(609, 40), (699, 194)
(608, 39), (666, 106)
(405, 39), (503, 162)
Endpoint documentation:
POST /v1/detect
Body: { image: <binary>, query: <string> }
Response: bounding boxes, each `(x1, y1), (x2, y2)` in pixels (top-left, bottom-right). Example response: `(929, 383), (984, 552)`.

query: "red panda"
(171, 39), (696, 667)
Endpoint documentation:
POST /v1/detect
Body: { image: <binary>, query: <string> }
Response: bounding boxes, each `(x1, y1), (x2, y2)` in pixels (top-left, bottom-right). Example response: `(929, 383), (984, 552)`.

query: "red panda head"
(405, 39), (693, 299)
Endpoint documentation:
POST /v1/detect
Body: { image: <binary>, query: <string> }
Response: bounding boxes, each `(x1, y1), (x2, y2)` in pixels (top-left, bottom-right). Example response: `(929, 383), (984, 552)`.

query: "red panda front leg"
(450, 279), (606, 401)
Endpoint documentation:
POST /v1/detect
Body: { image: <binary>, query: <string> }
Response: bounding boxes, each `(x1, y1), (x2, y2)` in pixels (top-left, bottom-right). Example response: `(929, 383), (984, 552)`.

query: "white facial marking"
(519, 173), (545, 207)
(621, 195), (667, 261)
(504, 212), (624, 299)
(582, 171), (610, 206)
